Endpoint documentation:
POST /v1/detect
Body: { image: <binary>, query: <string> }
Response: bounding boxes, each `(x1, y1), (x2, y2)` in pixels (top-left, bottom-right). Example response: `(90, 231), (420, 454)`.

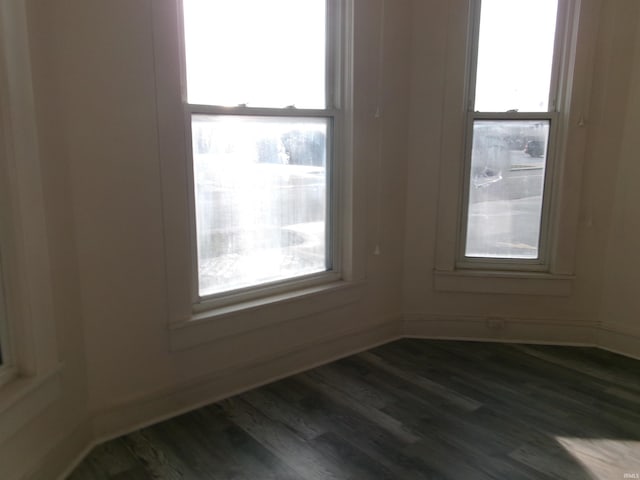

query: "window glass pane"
(192, 115), (328, 297)
(183, 0), (326, 108)
(465, 120), (549, 259)
(474, 0), (558, 112)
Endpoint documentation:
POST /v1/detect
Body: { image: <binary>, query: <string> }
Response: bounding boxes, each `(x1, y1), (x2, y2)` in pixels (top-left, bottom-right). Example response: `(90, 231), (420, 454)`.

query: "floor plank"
(69, 340), (640, 479)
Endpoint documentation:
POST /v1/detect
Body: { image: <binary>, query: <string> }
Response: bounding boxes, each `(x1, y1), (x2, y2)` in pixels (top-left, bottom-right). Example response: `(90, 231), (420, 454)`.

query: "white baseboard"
(28, 421), (92, 480)
(84, 319), (402, 458)
(403, 313), (597, 346)
(37, 313), (640, 480)
(597, 325), (640, 360)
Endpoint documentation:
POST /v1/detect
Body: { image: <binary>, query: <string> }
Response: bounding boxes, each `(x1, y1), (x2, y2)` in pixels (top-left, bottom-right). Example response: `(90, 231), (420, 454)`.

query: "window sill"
(433, 269), (574, 296)
(169, 280), (365, 351)
(0, 366), (62, 444)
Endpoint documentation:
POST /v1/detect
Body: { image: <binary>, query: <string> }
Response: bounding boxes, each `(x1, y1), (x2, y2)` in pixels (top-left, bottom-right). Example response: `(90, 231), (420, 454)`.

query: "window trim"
(432, 0), (596, 294)
(457, 113), (559, 271)
(0, 0), (58, 379)
(186, 111), (338, 307)
(178, 0), (344, 307)
(0, 10), (15, 389)
(151, 0), (360, 335)
(0, 0), (61, 438)
(183, 108), (340, 307)
(0, 260), (14, 388)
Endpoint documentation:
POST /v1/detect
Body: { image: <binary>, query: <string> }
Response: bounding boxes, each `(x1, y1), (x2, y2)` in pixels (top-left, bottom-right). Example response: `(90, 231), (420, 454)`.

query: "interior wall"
(0, 1), (90, 479)
(21, 0), (410, 445)
(6, 0), (640, 478)
(598, 3), (640, 359)
(403, 0), (640, 346)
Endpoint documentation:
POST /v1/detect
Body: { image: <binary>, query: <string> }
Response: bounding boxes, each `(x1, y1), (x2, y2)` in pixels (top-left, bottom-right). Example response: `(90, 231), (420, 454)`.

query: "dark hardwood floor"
(68, 340), (640, 479)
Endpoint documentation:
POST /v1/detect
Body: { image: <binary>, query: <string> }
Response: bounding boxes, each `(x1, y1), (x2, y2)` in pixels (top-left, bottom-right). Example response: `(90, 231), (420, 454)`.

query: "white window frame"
(0, 265), (13, 388)
(152, 0), (361, 348)
(0, 8), (16, 391)
(0, 0), (61, 443)
(457, 0), (569, 271)
(0, 0), (59, 381)
(433, 0), (597, 295)
(183, 0), (348, 309)
(181, 0), (344, 308)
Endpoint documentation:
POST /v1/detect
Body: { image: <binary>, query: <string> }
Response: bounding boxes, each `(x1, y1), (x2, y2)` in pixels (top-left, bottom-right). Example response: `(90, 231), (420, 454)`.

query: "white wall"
(0, 1), (90, 479)
(598, 3), (640, 359)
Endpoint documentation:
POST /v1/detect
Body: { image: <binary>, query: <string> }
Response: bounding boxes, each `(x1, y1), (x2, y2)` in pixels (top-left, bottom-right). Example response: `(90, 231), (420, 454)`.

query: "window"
(0, 262), (10, 387)
(154, 0), (357, 345)
(433, 0), (592, 293)
(459, 0), (564, 269)
(0, 0), (61, 436)
(0, 20), (15, 388)
(179, 0), (342, 302)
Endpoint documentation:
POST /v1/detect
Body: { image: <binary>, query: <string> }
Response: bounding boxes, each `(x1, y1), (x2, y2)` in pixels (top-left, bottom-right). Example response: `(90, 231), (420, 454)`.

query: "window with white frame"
(0, 257), (13, 388)
(459, 0), (564, 269)
(0, 31), (13, 387)
(179, 0), (342, 301)
(0, 261), (8, 370)
(0, 0), (59, 399)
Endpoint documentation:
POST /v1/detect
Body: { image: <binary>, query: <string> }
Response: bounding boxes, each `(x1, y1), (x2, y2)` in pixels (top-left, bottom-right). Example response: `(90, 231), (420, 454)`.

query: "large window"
(0, 257), (14, 389)
(0, 0), (59, 397)
(460, 0), (563, 268)
(180, 0), (339, 300)
(0, 263), (9, 383)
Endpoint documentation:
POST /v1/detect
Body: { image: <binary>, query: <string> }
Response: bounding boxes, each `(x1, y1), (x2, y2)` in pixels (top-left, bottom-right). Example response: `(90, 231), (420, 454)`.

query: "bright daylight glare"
(475, 0), (558, 112)
(192, 116), (328, 297)
(555, 437), (640, 479)
(182, 0), (326, 108)
(183, 0), (330, 297)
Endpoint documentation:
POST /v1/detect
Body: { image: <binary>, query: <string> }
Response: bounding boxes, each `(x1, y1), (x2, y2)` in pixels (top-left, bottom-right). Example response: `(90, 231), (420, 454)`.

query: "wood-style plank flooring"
(68, 340), (640, 479)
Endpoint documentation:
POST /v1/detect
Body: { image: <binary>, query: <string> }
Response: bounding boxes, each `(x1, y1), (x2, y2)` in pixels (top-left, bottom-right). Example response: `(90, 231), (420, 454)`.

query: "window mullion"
(184, 104), (337, 119)
(326, 0), (337, 109)
(466, 0), (483, 112)
(536, 110), (560, 267)
(472, 112), (554, 121)
(548, 0), (570, 113)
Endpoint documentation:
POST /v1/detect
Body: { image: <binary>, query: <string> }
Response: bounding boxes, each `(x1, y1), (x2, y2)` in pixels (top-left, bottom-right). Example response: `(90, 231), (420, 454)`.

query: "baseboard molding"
(0, 367), (62, 446)
(87, 318), (402, 452)
(27, 421), (92, 480)
(597, 325), (640, 361)
(35, 313), (640, 480)
(403, 313), (597, 346)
